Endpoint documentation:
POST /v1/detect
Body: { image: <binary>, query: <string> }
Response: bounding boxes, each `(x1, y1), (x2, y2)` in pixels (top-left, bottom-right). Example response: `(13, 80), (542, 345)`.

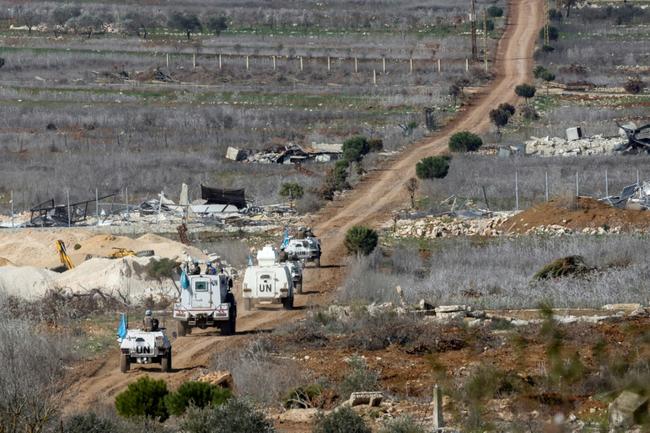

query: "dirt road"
(64, 0), (543, 412)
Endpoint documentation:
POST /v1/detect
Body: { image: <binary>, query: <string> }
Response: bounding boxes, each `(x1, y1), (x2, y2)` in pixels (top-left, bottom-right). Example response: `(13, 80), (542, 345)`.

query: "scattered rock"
(197, 370), (234, 389)
(602, 303), (643, 311)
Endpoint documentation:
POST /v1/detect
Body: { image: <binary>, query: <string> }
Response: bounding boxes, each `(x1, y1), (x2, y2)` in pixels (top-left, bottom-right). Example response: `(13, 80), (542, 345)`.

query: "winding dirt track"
(65, 0), (543, 412)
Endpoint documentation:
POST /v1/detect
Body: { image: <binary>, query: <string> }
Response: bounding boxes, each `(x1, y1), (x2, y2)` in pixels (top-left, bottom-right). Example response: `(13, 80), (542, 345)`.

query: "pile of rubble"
(524, 134), (624, 156)
(393, 212), (514, 238)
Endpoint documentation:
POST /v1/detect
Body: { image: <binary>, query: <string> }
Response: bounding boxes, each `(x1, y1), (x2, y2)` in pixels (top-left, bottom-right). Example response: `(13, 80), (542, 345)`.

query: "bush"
(313, 406), (371, 433)
(539, 26), (559, 41)
(485, 19), (495, 32)
(415, 156), (450, 179)
(180, 398), (275, 433)
(63, 413), (120, 433)
(339, 356), (380, 399)
(145, 258), (178, 282)
(533, 65), (547, 79)
(321, 160), (351, 199)
(520, 105), (539, 120)
(514, 83), (536, 103)
(379, 416), (426, 433)
(448, 131), (483, 152)
(624, 77), (645, 95)
(115, 376), (170, 421)
(165, 381), (231, 416)
(279, 182), (304, 200)
(489, 108), (510, 131)
(205, 15), (228, 35)
(342, 136), (369, 162)
(367, 138), (384, 152)
(548, 9), (563, 21)
(541, 44), (555, 53)
(487, 6), (503, 17)
(282, 383), (323, 409)
(498, 103), (516, 116)
(533, 256), (592, 280)
(344, 226), (379, 256)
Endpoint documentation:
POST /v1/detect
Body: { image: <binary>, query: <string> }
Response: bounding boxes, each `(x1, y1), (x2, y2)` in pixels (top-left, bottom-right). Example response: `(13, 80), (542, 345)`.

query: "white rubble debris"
(525, 134), (624, 156)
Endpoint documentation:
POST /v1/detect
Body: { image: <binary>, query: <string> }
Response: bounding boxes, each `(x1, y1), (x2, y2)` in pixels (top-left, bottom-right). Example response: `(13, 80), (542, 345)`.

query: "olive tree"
(168, 12), (202, 40)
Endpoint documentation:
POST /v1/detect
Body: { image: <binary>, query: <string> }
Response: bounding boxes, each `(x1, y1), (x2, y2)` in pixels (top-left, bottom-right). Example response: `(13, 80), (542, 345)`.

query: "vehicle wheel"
(282, 296), (294, 310)
(120, 354), (130, 373)
(176, 321), (187, 337)
(296, 281), (303, 295)
(221, 311), (236, 336)
(314, 258), (321, 268)
(245, 298), (253, 311)
(136, 250), (155, 257)
(161, 351), (172, 372)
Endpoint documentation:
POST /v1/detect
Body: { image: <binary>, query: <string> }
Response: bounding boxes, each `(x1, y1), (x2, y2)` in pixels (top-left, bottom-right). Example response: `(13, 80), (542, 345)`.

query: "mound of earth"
(0, 230), (204, 268)
(0, 257), (14, 267)
(502, 197), (650, 233)
(0, 266), (58, 300)
(54, 256), (175, 303)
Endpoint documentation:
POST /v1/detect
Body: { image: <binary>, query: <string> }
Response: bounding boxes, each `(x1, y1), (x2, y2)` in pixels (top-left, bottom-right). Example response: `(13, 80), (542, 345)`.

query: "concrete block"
(349, 391), (383, 407)
(225, 146), (246, 161)
(609, 390), (648, 429)
(566, 127), (583, 141)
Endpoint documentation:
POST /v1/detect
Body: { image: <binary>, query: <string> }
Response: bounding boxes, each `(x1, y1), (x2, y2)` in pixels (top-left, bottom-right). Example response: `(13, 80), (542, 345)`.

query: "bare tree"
(404, 177), (418, 209)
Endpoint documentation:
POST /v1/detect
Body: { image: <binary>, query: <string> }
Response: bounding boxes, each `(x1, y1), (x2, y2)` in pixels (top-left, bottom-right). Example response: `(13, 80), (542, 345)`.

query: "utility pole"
(483, 9), (488, 72)
(470, 0), (478, 61)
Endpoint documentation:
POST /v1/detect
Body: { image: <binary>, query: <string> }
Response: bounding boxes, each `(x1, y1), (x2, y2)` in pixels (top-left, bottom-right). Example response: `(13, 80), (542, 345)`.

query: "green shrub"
(533, 65), (547, 79)
(487, 6), (503, 17)
(498, 103), (516, 116)
(115, 376), (169, 421)
(282, 383), (323, 409)
(342, 136), (369, 162)
(448, 131), (483, 152)
(548, 9), (563, 21)
(485, 19), (495, 31)
(379, 416), (426, 433)
(415, 156), (450, 179)
(314, 406), (371, 433)
(520, 105), (539, 120)
(73, 243), (82, 250)
(514, 83), (536, 103)
(279, 182), (304, 200)
(539, 26), (559, 41)
(180, 398), (275, 433)
(63, 413), (120, 433)
(344, 226), (378, 256)
(339, 356), (379, 399)
(165, 381), (231, 416)
(624, 77), (645, 95)
(145, 258), (178, 282)
(489, 108), (510, 131)
(533, 256), (592, 280)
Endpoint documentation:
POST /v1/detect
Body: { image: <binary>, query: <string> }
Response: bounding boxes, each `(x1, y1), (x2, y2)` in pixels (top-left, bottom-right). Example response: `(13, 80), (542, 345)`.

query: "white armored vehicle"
(281, 227), (321, 268)
(119, 312), (172, 373)
(172, 261), (237, 336)
(242, 245), (294, 310)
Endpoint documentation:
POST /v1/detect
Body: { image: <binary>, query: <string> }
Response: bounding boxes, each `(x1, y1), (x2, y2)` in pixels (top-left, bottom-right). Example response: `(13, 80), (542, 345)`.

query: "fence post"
(409, 58), (413, 74)
(382, 57), (386, 73)
(192, 53), (196, 69)
(515, 170), (519, 211)
(438, 58), (441, 73)
(373, 69), (377, 85)
(545, 171), (549, 202)
(354, 57), (358, 73)
(166, 53), (169, 68)
(245, 55), (249, 70)
(327, 56), (331, 72)
(10, 190), (14, 228)
(66, 189), (71, 228)
(605, 169), (609, 197)
(433, 384), (444, 429)
(637, 169), (640, 185)
(299, 56), (303, 71)
(272, 55), (276, 70)
(125, 187), (129, 220)
(576, 171), (579, 196)
(218, 54), (222, 69)
(465, 58), (469, 72)
(157, 191), (163, 224)
(96, 188), (99, 226)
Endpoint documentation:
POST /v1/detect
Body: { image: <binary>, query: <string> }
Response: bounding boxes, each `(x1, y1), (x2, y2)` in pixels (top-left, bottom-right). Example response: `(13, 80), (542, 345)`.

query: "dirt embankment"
(502, 197), (650, 233)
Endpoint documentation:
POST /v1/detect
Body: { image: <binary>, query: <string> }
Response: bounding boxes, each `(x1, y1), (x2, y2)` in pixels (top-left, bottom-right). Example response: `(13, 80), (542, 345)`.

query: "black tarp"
(201, 185), (246, 209)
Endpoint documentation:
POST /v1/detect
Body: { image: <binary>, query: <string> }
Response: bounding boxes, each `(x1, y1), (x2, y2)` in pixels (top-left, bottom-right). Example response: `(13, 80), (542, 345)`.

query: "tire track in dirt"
(64, 0), (543, 411)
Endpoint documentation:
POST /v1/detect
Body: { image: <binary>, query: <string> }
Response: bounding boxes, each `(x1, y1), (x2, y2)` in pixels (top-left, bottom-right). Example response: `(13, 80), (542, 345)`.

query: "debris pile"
(393, 212), (513, 238)
(226, 143), (343, 164)
(524, 134), (623, 156)
(502, 197), (650, 234)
